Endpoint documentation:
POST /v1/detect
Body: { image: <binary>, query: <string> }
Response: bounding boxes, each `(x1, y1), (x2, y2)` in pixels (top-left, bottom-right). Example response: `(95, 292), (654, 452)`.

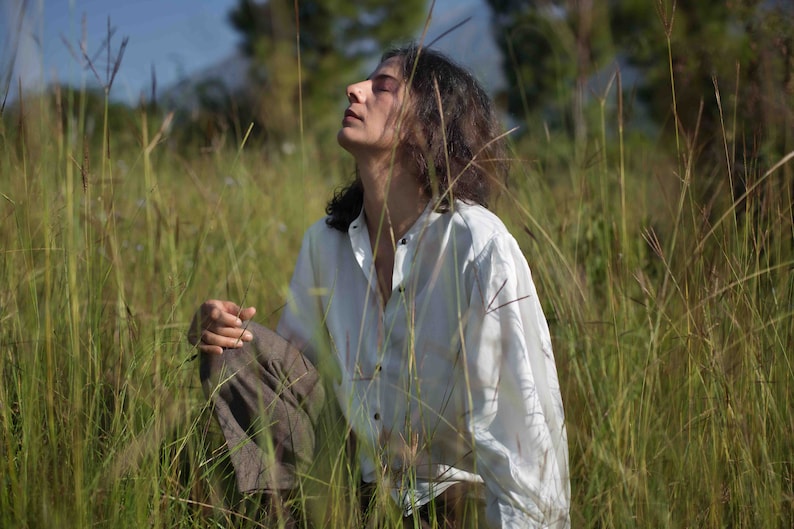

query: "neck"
(357, 154), (428, 246)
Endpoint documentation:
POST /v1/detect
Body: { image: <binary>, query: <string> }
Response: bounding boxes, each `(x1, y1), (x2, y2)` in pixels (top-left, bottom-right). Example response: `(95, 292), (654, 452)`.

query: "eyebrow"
(368, 72), (401, 83)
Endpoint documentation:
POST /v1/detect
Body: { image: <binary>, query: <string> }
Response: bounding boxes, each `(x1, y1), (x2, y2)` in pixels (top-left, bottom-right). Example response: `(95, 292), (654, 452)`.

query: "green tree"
(611, 0), (793, 170)
(486, 0), (614, 142)
(489, 0), (794, 173)
(228, 0), (427, 143)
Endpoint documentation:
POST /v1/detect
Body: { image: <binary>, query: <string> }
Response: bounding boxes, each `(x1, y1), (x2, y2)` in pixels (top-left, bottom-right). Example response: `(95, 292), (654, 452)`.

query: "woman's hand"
(187, 299), (257, 355)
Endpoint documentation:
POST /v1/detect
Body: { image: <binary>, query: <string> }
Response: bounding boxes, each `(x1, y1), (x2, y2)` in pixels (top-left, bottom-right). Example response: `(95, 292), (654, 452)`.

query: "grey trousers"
(200, 322), (325, 493)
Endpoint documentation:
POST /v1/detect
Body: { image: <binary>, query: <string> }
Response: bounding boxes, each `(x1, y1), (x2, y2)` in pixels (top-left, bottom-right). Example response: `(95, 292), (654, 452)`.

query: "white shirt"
(277, 201), (570, 529)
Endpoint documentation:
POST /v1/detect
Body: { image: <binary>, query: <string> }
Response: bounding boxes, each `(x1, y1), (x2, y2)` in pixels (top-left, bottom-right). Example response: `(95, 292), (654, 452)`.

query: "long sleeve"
(461, 234), (570, 529)
(276, 228), (328, 367)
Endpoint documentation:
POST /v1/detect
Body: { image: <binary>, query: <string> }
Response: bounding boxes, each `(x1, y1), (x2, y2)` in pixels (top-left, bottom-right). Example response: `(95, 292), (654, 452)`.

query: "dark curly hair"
(326, 43), (508, 232)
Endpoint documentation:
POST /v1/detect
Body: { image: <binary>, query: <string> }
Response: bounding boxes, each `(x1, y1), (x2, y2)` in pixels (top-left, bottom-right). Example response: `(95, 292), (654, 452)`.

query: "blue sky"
(3, 0), (480, 103)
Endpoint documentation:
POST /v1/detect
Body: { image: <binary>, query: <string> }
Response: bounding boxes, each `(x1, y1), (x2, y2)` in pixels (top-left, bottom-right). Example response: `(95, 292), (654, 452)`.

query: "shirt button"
(373, 412), (381, 421)
(399, 238), (407, 245)
(397, 286), (404, 293)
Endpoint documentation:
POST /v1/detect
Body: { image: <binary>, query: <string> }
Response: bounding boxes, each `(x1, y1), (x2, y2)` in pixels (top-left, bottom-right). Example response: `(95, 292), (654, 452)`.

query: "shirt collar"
(347, 209), (372, 281)
(347, 200), (441, 246)
(346, 200), (442, 283)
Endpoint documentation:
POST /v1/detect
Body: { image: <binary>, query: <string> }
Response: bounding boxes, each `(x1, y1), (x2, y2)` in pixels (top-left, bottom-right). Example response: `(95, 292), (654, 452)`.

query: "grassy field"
(2, 55), (793, 528)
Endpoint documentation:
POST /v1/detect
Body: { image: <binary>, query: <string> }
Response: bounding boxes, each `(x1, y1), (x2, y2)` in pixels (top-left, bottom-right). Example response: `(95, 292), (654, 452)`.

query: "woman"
(189, 44), (570, 528)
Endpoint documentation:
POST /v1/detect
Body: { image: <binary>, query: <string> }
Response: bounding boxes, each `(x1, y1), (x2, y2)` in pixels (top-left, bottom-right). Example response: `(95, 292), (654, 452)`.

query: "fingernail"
(244, 331), (253, 340)
(235, 318), (243, 326)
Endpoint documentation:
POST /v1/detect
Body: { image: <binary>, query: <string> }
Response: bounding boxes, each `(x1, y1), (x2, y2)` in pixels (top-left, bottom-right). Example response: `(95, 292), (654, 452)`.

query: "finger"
(188, 300), (255, 350)
(219, 301), (256, 323)
(189, 326), (249, 353)
(200, 329), (252, 350)
(237, 306), (257, 321)
(207, 324), (254, 342)
(202, 301), (245, 327)
(197, 342), (224, 355)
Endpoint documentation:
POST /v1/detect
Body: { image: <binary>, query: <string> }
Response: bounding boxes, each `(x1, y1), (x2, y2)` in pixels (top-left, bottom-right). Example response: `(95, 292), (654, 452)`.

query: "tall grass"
(0, 83), (343, 527)
(497, 70), (794, 526)
(2, 23), (793, 529)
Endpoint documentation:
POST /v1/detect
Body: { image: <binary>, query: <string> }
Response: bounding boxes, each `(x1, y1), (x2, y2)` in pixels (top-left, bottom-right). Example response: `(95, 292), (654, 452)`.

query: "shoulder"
(303, 216), (346, 244)
(447, 201), (516, 257)
(294, 216), (351, 264)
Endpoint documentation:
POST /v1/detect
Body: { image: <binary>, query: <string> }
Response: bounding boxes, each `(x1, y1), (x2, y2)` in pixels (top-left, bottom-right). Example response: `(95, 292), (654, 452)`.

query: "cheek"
(375, 111), (400, 144)
(374, 126), (397, 148)
(384, 98), (410, 139)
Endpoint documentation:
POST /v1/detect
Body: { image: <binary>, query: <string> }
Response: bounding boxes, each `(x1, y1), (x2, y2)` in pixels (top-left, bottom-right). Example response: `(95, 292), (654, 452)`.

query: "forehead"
(368, 56), (404, 81)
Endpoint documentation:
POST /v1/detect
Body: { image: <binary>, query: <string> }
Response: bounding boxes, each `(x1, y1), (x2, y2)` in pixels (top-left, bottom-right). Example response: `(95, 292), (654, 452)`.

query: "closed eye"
(371, 74), (400, 93)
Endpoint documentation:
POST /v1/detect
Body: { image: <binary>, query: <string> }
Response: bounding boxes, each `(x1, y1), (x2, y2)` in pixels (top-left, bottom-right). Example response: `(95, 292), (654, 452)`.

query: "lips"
(343, 108), (361, 121)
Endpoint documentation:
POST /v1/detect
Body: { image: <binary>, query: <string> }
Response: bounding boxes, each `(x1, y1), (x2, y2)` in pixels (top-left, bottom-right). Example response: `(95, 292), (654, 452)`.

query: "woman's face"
(337, 56), (408, 158)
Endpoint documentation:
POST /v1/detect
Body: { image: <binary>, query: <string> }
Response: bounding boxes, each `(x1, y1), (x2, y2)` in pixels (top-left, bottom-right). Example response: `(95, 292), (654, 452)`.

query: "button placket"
(392, 234), (411, 299)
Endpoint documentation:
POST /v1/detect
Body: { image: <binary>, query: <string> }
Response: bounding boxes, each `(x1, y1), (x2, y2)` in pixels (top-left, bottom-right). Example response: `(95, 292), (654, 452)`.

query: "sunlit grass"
(2, 28), (793, 529)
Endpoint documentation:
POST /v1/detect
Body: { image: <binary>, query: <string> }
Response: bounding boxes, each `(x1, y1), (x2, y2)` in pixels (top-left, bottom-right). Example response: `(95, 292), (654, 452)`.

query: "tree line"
(4, 0), (792, 171)
(179, 0), (792, 171)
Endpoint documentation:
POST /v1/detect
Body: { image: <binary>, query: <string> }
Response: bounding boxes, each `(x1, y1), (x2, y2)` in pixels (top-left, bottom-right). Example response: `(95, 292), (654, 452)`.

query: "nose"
(346, 81), (366, 103)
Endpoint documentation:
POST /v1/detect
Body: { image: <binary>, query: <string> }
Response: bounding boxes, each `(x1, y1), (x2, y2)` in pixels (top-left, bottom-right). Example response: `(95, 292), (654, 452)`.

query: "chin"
(336, 129), (356, 153)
